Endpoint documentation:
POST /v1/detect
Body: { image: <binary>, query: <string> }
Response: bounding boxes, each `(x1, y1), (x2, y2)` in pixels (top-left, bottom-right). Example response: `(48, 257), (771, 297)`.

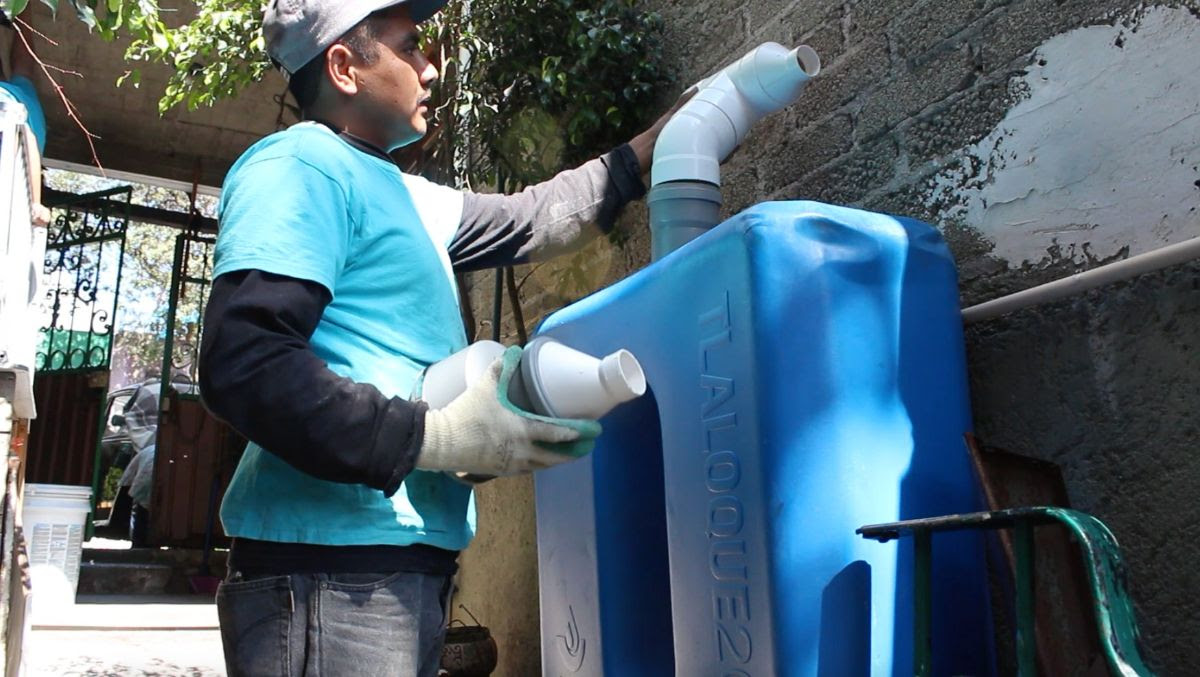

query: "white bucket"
(23, 483), (92, 609)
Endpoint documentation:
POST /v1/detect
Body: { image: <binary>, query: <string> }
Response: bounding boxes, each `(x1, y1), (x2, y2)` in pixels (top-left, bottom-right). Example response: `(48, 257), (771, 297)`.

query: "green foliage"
(44, 0), (668, 181)
(4, 0), (267, 113)
(123, 1), (269, 114)
(100, 465), (122, 502)
(423, 0), (669, 184)
(409, 0), (669, 316)
(5, 0), (109, 31)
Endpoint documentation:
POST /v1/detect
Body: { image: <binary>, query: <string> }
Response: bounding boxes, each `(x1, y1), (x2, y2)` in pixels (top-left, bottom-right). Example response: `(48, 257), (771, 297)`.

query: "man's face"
(347, 6), (438, 150)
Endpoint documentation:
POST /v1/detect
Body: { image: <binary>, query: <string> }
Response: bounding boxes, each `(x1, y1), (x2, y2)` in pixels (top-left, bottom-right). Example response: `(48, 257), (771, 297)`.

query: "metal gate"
(26, 188), (131, 493)
(150, 231), (242, 548)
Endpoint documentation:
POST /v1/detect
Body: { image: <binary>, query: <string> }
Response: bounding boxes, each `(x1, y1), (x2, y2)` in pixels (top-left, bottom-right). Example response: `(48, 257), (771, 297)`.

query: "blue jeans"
(217, 571), (451, 676)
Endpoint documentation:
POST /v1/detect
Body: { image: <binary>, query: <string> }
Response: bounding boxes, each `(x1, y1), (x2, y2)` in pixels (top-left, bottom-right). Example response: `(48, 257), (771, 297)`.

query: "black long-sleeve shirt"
(199, 132), (644, 572)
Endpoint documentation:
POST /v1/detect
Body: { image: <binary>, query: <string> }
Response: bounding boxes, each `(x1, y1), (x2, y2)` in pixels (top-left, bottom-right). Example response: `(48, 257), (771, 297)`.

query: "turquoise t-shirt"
(0, 76), (46, 154)
(213, 122), (477, 549)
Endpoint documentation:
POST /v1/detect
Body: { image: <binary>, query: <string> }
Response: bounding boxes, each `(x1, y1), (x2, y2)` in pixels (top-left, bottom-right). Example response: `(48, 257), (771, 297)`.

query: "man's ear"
(325, 43), (360, 96)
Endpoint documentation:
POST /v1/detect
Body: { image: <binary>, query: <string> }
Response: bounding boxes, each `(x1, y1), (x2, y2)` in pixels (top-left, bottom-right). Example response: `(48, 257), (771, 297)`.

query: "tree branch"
(504, 266), (527, 345)
(14, 17), (104, 172)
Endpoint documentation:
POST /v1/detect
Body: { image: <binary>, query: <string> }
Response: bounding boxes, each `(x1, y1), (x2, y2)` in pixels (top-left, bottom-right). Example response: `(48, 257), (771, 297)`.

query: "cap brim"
(405, 0), (449, 23)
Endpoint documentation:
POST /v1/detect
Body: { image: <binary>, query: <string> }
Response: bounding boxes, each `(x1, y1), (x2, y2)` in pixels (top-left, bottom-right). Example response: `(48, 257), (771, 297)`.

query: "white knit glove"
(418, 346), (601, 477)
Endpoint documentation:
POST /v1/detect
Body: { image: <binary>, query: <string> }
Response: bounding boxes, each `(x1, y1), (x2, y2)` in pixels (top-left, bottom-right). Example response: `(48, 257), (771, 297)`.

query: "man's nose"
(421, 59), (439, 87)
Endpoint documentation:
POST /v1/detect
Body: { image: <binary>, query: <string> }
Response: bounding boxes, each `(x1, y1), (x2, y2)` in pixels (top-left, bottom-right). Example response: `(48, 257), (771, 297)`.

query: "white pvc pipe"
(420, 338), (647, 420)
(651, 43), (821, 187)
(961, 236), (1200, 324)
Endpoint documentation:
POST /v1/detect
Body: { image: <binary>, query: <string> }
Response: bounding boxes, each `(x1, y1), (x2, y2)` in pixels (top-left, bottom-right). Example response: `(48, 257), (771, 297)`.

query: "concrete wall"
(451, 474), (543, 676)
(459, 1), (1200, 674)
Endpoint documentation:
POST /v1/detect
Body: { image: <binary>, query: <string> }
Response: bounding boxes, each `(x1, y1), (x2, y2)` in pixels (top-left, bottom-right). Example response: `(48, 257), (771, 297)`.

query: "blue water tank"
(535, 201), (993, 676)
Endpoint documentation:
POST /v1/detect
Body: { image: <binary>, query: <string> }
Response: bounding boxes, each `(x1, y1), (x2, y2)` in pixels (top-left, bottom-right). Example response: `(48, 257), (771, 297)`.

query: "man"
(114, 379), (164, 547)
(0, 9), (45, 154)
(199, 1), (687, 674)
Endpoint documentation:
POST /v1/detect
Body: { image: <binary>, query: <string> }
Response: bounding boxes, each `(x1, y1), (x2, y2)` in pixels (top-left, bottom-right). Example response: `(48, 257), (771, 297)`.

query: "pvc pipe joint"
(649, 43), (820, 261)
(420, 338), (647, 421)
(651, 43), (821, 188)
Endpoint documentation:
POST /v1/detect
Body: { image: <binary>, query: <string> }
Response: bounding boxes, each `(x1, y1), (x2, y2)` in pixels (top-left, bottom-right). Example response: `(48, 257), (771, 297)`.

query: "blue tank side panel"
(892, 212), (995, 677)
(735, 202), (991, 676)
(536, 437), (606, 676)
(636, 218), (777, 675)
(535, 267), (678, 677)
(539, 231), (770, 675)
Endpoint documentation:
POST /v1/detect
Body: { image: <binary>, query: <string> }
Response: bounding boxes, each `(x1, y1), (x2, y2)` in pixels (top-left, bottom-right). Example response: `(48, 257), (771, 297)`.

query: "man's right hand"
(417, 346), (601, 477)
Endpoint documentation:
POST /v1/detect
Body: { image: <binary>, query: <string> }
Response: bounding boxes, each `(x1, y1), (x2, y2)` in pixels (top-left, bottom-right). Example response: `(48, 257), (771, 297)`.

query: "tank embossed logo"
(699, 292), (752, 671)
(556, 604), (586, 672)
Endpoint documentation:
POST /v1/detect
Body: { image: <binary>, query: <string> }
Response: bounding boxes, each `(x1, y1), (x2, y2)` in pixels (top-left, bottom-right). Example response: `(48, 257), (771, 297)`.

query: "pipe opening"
(610, 350), (647, 398)
(794, 45), (821, 76)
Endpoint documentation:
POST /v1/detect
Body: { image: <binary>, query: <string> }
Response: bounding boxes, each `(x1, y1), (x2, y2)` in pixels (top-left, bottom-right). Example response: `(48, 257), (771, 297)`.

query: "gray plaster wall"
(966, 259), (1200, 674)
(633, 0), (1200, 673)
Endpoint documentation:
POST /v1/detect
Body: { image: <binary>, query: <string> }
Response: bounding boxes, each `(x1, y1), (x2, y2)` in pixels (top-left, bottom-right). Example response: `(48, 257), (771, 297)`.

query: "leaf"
(4, 0), (30, 20)
(69, 0), (96, 28)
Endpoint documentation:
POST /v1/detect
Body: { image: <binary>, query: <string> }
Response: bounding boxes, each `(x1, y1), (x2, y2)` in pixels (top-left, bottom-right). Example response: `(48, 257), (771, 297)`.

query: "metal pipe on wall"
(961, 235), (1200, 324)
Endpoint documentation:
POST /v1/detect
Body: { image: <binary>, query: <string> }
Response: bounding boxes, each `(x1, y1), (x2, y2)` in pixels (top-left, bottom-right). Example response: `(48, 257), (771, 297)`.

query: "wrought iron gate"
(151, 231), (241, 548)
(160, 230), (212, 389)
(26, 188), (131, 491)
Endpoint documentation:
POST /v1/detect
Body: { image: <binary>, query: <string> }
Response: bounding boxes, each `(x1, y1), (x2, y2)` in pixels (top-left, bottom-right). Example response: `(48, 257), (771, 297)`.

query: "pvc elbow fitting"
(651, 101), (734, 187)
(651, 42), (821, 188)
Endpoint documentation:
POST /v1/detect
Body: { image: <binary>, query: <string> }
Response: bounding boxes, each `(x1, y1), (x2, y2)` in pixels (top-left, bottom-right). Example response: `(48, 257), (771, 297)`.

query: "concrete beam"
(11, 4), (287, 189)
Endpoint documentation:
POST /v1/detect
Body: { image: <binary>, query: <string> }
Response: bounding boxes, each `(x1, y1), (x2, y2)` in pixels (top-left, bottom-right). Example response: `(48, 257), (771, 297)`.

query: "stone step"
(81, 546), (226, 568)
(30, 594), (219, 631)
(79, 546), (227, 596)
(78, 561), (174, 596)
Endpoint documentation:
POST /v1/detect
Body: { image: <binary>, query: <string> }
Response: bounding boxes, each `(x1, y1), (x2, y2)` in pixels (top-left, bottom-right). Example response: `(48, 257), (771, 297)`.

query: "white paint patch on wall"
(925, 5), (1200, 267)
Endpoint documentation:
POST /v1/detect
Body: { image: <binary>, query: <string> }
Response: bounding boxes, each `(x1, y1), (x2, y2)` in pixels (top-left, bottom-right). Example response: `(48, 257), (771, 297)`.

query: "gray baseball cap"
(264, 0), (448, 75)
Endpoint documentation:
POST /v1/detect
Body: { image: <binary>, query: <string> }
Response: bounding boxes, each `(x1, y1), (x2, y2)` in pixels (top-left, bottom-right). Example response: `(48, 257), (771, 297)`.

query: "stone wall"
(455, 1), (1200, 674)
